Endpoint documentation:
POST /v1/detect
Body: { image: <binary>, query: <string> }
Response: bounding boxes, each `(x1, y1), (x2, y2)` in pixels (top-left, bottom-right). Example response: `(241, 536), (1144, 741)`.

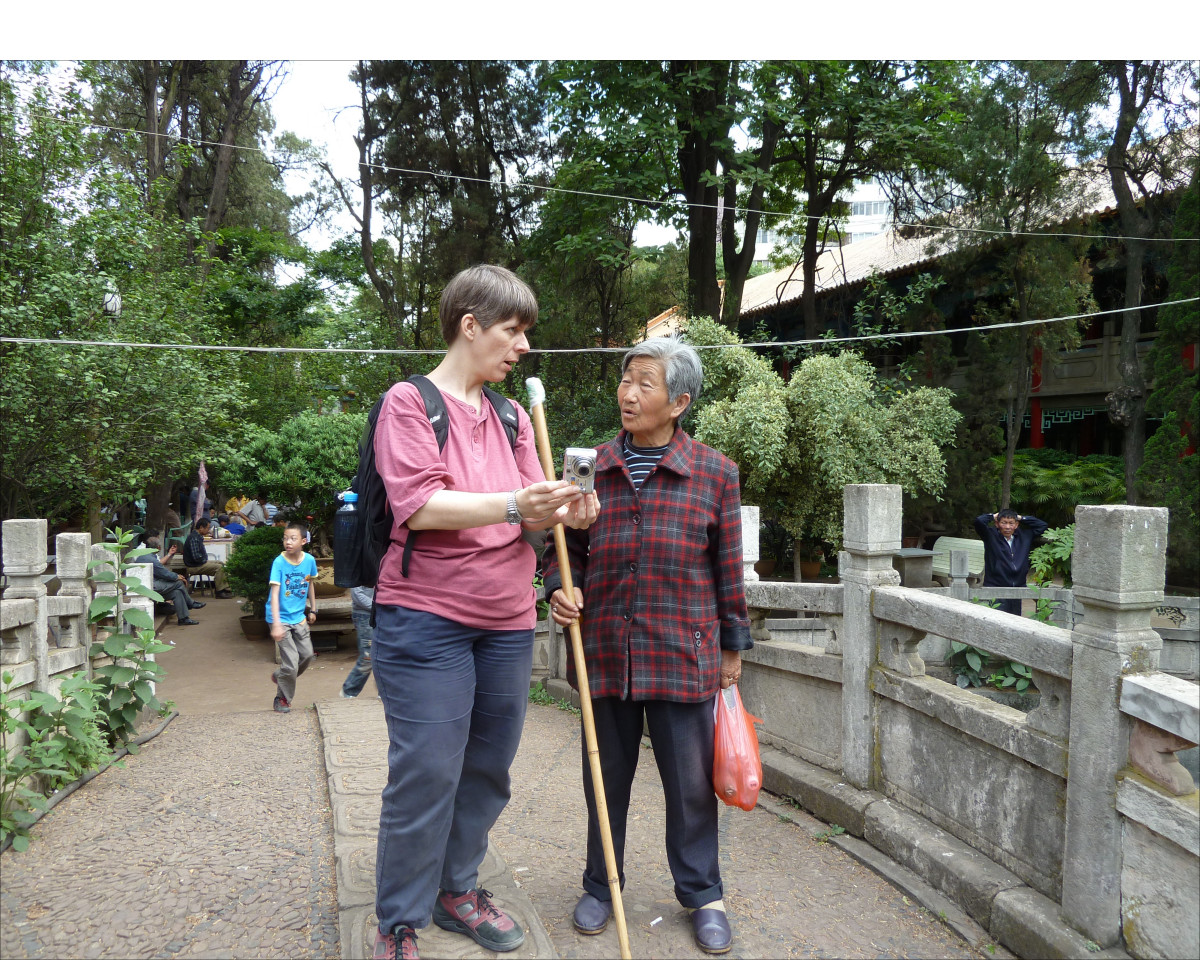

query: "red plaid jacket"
(542, 429), (752, 703)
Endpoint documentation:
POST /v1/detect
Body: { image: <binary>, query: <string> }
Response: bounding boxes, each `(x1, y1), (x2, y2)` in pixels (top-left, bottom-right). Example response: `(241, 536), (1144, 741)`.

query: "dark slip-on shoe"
(572, 892), (612, 935)
(690, 908), (732, 954)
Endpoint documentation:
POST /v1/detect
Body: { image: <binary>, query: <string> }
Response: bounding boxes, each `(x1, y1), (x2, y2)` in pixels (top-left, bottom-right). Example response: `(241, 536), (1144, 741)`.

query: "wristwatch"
(505, 490), (523, 525)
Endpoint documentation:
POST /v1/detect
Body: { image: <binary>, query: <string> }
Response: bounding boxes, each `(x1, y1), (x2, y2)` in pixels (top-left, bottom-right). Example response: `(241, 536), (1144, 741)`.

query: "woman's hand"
(557, 491), (600, 530)
(720, 650), (742, 689)
(549, 587), (584, 626)
(516, 480), (583, 524)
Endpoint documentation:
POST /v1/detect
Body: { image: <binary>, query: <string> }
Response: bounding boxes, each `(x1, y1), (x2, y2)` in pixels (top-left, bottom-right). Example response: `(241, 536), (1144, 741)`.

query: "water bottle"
(333, 492), (359, 587)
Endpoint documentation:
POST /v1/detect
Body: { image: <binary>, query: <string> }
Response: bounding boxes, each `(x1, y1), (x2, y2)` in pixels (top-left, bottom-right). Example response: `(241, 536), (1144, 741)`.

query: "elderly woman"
(371, 265), (599, 960)
(544, 337), (752, 955)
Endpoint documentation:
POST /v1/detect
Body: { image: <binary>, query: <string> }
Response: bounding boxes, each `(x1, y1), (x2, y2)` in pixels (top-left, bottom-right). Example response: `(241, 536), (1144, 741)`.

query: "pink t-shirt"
(373, 380), (547, 630)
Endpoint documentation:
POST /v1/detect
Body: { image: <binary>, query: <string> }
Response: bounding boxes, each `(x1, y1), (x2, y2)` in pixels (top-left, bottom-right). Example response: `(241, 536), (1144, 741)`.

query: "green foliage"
(814, 824), (847, 843)
(688, 315), (961, 549)
(221, 525), (286, 619)
(2, 524), (172, 850)
(950, 638), (1033, 693)
(87, 528), (174, 749)
(0, 65), (249, 523)
(1030, 525), (1075, 587)
(1000, 452), (1125, 529)
(217, 411), (367, 541)
(527, 682), (581, 717)
(1, 672), (68, 851)
(18, 673), (112, 790)
(1140, 165), (1199, 588)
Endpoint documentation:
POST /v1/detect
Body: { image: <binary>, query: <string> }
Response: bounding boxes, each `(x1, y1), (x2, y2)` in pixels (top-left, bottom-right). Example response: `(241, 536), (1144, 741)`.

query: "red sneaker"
(433, 888), (524, 952)
(373, 924), (418, 959)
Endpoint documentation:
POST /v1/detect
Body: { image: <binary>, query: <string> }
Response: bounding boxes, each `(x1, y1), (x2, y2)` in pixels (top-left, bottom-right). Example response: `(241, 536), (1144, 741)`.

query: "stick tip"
(525, 377), (545, 407)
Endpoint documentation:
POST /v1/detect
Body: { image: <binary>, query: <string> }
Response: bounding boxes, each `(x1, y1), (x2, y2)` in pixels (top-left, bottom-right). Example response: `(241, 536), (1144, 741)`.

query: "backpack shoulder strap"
(407, 374), (450, 452)
(482, 385), (519, 452)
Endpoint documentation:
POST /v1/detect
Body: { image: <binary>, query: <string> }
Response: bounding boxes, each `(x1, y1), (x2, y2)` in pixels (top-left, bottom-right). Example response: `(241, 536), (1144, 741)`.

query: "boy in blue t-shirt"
(268, 521), (319, 713)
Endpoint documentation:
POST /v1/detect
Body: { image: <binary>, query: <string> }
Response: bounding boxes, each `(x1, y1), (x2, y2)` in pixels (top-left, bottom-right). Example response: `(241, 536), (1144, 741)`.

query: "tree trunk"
(1103, 60), (1160, 504)
(143, 473), (175, 542)
(1000, 328), (1033, 510)
(1108, 237), (1148, 503)
(202, 61), (263, 240)
(672, 61), (727, 322)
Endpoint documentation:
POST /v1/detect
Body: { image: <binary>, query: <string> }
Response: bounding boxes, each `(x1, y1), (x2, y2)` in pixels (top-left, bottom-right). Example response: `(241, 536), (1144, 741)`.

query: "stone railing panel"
(873, 586), (1075, 679)
(745, 580), (843, 615)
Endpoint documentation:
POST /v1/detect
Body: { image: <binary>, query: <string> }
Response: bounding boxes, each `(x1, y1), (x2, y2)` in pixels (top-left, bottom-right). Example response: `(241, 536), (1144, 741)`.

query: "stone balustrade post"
(839, 484), (902, 790)
(948, 550), (971, 602)
(741, 505), (760, 584)
(125, 562), (155, 634)
(1061, 504), (1168, 947)
(55, 532), (93, 651)
(2, 519), (49, 691)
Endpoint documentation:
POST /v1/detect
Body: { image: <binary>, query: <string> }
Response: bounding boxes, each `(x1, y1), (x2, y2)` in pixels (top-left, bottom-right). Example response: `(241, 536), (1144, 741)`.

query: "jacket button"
(694, 630), (702, 639)
(623, 611), (631, 621)
(632, 514), (641, 524)
(629, 562), (638, 572)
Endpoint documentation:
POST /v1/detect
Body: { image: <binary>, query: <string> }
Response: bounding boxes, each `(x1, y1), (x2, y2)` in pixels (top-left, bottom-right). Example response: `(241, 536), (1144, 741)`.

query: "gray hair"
(622, 336), (704, 422)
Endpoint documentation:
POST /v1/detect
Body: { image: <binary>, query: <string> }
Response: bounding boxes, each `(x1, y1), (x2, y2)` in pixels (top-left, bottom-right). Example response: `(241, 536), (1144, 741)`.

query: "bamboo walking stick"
(525, 378), (632, 960)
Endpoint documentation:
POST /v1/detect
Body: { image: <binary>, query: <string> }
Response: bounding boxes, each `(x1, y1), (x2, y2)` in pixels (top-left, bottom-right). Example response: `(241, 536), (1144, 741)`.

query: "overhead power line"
(23, 109), (1200, 246)
(3, 299), (1195, 356)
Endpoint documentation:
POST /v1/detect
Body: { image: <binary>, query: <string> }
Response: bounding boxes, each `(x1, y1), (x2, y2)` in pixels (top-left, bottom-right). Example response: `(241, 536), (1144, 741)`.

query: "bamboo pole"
(525, 378), (631, 960)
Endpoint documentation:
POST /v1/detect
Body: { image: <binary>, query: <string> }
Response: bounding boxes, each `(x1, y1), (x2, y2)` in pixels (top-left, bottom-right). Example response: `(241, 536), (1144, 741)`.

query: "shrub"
(222, 526), (286, 619)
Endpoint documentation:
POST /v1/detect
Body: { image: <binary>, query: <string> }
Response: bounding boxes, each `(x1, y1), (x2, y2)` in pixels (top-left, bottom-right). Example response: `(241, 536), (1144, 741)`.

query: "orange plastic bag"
(712, 685), (763, 811)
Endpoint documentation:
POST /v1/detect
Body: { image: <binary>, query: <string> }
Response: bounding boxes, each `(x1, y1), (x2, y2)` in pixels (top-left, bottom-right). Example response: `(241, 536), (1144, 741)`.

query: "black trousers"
(155, 579), (192, 620)
(581, 696), (722, 908)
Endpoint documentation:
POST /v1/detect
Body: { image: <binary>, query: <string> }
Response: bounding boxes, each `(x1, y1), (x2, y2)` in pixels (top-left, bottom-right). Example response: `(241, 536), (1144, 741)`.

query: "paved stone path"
(0, 711), (339, 959)
(1, 595), (1000, 959)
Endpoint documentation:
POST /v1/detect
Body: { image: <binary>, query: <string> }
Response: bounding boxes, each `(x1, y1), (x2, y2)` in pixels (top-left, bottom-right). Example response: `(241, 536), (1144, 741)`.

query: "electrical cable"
(3, 298), (1195, 356)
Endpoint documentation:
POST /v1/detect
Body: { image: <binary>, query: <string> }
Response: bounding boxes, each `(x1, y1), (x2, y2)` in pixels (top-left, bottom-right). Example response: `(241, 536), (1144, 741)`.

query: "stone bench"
(929, 536), (984, 585)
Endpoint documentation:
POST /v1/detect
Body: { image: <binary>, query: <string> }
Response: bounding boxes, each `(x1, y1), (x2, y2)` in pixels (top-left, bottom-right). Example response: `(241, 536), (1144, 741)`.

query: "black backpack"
(341, 374), (519, 588)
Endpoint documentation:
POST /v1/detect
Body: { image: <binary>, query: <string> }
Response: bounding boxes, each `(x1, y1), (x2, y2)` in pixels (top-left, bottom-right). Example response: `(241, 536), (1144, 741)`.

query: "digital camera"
(563, 447), (598, 494)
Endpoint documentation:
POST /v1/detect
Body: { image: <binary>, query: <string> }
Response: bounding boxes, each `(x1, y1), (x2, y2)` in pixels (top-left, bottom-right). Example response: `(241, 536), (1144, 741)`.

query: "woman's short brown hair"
(439, 264), (538, 345)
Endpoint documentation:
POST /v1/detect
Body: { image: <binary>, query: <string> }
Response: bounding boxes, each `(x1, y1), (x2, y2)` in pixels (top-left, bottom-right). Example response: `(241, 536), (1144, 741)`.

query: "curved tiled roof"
(739, 152), (1188, 320)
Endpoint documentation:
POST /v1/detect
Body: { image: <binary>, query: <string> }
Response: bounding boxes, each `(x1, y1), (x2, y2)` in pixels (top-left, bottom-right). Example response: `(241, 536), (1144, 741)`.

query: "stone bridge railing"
(1, 520), (157, 742)
(538, 487), (1198, 960)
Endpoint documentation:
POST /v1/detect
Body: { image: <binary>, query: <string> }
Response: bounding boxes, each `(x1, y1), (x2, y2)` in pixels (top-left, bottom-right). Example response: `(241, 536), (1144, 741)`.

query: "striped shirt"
(623, 436), (668, 490)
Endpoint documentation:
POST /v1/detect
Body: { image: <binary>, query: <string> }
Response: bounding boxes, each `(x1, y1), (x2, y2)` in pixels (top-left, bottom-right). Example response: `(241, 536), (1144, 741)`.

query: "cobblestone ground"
(493, 704), (987, 960)
(0, 711), (339, 960)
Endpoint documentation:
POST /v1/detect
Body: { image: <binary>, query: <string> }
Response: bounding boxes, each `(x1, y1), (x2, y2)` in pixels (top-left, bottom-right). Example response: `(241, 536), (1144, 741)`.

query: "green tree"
(547, 60), (962, 331)
(686, 316), (961, 559)
(914, 61), (1104, 508)
(1139, 162), (1199, 585)
(0, 64), (246, 529)
(217, 411), (366, 553)
(1096, 60), (1199, 502)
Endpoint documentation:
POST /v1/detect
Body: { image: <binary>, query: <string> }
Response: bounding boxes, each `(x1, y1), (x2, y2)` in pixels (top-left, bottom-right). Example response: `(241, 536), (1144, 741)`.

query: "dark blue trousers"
(372, 604), (533, 932)
(582, 697), (723, 909)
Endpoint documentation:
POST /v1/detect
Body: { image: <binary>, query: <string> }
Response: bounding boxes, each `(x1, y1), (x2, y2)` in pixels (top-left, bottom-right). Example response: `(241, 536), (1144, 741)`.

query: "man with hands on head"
(974, 508), (1049, 616)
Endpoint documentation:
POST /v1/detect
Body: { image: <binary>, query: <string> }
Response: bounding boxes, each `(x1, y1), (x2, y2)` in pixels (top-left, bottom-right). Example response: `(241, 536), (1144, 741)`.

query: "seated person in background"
(272, 513), (289, 528)
(137, 536), (206, 626)
(216, 513), (247, 537)
(225, 494), (251, 515)
(973, 508), (1049, 616)
(240, 495), (270, 528)
(183, 517), (234, 598)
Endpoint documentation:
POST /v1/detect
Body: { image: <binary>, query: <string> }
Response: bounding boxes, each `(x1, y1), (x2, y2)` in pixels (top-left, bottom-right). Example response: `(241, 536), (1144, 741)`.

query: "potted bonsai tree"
(221, 525), (286, 640)
(796, 538), (825, 581)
